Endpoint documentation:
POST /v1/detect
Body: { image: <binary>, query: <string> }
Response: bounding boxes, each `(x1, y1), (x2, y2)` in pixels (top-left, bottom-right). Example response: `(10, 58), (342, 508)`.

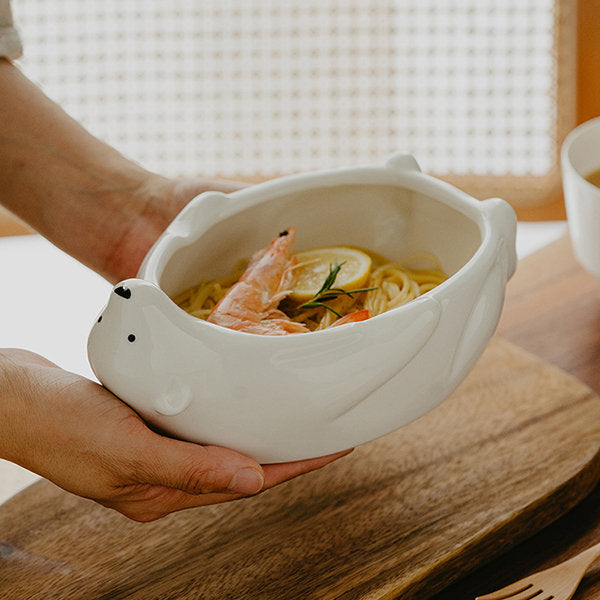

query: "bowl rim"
(135, 158), (508, 339)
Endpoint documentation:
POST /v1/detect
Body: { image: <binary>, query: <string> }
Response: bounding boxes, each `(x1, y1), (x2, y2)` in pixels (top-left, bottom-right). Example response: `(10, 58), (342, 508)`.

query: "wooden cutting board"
(2, 337), (600, 600)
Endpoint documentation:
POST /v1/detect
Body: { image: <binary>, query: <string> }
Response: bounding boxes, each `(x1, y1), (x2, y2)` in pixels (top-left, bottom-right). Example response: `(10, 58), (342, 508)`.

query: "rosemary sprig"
(298, 261), (377, 317)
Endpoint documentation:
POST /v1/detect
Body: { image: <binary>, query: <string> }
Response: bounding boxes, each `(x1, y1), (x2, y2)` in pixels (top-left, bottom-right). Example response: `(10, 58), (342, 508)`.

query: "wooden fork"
(476, 540), (600, 600)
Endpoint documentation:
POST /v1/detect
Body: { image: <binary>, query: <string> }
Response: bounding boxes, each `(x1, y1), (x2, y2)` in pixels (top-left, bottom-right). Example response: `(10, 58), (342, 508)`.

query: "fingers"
(194, 178), (248, 193)
(96, 431), (267, 521)
(106, 433), (352, 521)
(261, 449), (353, 489)
(99, 484), (247, 522)
(171, 177), (248, 205)
(133, 434), (351, 497)
(132, 433), (265, 496)
(105, 447), (353, 522)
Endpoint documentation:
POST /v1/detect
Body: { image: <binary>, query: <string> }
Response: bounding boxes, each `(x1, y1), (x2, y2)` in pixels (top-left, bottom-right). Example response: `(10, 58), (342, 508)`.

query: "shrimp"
(207, 228), (310, 335)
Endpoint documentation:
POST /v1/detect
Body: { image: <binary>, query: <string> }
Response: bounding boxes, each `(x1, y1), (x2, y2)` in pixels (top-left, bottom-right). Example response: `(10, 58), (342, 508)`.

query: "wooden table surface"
(432, 234), (600, 600)
(3, 233), (600, 600)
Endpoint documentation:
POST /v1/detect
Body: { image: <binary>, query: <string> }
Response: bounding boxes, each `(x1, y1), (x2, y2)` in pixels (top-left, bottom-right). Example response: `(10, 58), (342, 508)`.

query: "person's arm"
(0, 58), (241, 283)
(0, 58), (350, 520)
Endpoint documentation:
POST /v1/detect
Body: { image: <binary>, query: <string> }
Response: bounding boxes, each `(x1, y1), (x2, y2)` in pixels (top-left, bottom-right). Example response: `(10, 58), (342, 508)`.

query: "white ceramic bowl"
(87, 154), (517, 463)
(561, 117), (600, 279)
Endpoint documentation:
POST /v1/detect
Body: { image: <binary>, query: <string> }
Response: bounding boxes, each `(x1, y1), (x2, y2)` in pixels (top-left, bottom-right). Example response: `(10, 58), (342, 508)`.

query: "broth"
(585, 167), (600, 188)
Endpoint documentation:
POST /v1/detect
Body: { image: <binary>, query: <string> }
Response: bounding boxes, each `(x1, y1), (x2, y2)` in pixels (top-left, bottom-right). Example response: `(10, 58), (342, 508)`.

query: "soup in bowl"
(87, 154), (517, 463)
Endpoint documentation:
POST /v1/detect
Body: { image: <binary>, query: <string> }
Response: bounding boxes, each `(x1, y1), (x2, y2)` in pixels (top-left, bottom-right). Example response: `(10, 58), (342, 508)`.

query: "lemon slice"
(290, 247), (372, 302)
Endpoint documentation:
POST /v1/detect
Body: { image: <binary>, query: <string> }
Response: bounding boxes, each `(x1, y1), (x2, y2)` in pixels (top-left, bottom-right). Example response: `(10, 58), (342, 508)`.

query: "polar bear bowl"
(87, 154), (517, 463)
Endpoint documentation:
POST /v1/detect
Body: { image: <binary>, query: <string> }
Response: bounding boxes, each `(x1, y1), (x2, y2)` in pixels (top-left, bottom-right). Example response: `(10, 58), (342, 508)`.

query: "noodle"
(173, 259), (248, 319)
(175, 250), (447, 331)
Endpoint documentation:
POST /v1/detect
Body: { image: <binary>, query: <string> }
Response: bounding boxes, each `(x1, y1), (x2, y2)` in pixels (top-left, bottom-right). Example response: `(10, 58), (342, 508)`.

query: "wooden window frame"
(515, 0), (600, 220)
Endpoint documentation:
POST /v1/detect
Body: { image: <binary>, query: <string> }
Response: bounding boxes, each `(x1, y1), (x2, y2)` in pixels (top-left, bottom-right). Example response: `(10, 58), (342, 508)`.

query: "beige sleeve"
(0, 0), (22, 59)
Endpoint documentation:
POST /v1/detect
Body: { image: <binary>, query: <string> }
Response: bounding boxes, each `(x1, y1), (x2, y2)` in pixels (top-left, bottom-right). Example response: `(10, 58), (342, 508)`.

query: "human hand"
(98, 175), (248, 284)
(0, 348), (350, 522)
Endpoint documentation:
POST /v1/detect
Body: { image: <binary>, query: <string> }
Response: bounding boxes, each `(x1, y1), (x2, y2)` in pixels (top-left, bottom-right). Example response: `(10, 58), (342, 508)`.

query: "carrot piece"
(330, 309), (370, 328)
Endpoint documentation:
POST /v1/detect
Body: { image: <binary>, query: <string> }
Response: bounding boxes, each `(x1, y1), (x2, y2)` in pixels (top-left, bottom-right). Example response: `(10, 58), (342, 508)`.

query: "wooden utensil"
(476, 540), (600, 600)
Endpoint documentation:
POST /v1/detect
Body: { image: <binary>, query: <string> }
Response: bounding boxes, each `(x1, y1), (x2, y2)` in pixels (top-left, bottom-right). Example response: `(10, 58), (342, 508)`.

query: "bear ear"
(112, 279), (171, 308)
(114, 285), (132, 299)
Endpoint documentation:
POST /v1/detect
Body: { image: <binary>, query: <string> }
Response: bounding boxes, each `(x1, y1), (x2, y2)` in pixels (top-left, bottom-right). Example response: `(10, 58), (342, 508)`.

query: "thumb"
(139, 434), (265, 496)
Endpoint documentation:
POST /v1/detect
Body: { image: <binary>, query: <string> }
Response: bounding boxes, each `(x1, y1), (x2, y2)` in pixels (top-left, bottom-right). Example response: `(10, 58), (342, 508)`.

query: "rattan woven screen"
(12, 0), (576, 208)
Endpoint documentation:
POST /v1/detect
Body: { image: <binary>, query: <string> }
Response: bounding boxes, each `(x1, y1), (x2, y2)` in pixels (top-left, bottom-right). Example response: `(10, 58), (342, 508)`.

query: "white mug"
(561, 116), (600, 279)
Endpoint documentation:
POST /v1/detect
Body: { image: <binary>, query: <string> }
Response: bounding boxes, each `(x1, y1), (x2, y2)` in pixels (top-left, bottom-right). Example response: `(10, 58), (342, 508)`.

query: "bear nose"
(114, 286), (131, 299)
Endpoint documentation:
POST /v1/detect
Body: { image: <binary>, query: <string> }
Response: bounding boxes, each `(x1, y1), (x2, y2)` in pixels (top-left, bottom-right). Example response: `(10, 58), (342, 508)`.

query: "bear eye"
(114, 286), (131, 299)
(127, 334), (136, 343)
(97, 315), (103, 323)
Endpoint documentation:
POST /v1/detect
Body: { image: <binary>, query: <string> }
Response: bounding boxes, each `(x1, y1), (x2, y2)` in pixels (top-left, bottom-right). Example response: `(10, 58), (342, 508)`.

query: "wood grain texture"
(1, 337), (600, 600)
(497, 235), (600, 392)
(433, 235), (600, 600)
